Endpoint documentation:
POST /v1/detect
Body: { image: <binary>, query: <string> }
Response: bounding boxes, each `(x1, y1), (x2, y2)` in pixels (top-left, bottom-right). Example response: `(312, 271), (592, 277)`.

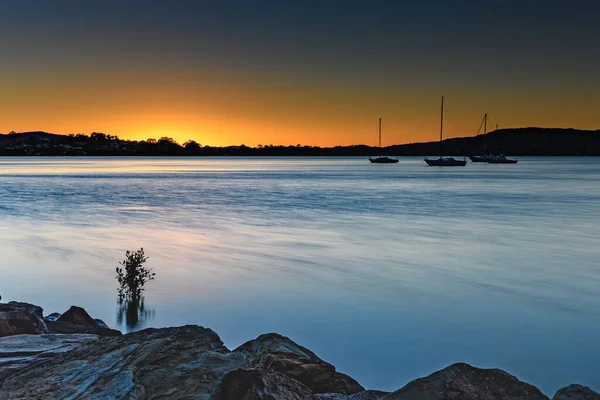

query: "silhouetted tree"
(116, 248), (155, 302)
(91, 132), (107, 141)
(183, 140), (200, 148)
(183, 140), (201, 154)
(158, 137), (177, 145)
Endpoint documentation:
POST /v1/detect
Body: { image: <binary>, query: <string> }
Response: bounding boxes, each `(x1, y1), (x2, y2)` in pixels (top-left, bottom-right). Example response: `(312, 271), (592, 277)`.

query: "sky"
(1, 0), (599, 146)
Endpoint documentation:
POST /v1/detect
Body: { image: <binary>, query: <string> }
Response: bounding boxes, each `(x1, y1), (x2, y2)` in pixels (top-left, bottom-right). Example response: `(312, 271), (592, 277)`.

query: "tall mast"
(483, 113), (487, 152)
(439, 95), (444, 158)
(484, 113), (487, 134)
(378, 117), (382, 149)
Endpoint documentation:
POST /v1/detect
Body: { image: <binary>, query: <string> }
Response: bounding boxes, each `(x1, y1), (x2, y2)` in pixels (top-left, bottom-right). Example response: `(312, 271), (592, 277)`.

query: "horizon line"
(2, 126), (600, 148)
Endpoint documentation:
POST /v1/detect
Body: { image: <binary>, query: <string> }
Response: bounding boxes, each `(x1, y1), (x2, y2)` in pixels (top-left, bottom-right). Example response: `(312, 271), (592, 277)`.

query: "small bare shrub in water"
(116, 248), (155, 301)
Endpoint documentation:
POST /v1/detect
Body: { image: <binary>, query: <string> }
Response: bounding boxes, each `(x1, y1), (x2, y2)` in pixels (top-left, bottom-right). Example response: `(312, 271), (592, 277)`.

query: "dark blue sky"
(3, 0), (599, 72)
(1, 0), (599, 145)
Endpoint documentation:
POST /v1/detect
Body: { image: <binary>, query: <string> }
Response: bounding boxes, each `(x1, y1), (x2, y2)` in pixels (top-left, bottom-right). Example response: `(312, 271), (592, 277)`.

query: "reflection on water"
(0, 157), (599, 395)
(117, 297), (155, 332)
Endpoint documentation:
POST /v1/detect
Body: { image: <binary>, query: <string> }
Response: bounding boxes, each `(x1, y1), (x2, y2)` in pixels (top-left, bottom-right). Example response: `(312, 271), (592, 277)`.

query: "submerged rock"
(235, 333), (364, 395)
(380, 362), (549, 400)
(44, 305), (121, 336)
(0, 302), (48, 337)
(219, 367), (314, 400)
(553, 384), (600, 400)
(0, 325), (247, 399)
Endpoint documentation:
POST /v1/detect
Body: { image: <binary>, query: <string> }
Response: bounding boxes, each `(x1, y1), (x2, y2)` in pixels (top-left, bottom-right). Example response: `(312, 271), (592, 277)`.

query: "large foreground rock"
(219, 367), (314, 400)
(0, 325), (247, 399)
(0, 324), (367, 399)
(381, 363), (549, 400)
(0, 302), (48, 337)
(45, 305), (121, 336)
(3, 315), (593, 400)
(234, 333), (364, 395)
(553, 384), (600, 400)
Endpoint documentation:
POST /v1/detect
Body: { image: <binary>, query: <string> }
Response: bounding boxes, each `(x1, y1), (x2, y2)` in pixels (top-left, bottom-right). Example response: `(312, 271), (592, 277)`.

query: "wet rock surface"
(235, 333), (364, 395)
(0, 333), (98, 385)
(0, 302), (48, 337)
(0, 325), (247, 399)
(380, 362), (549, 400)
(552, 384), (600, 400)
(219, 367), (314, 400)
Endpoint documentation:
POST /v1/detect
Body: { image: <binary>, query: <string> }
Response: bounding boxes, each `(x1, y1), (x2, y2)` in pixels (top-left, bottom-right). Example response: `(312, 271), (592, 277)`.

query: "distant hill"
(0, 128), (599, 156)
(391, 128), (600, 156)
(0, 131), (66, 144)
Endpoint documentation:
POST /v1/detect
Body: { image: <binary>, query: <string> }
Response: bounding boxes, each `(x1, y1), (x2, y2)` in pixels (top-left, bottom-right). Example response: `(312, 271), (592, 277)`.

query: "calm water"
(1, 157), (599, 394)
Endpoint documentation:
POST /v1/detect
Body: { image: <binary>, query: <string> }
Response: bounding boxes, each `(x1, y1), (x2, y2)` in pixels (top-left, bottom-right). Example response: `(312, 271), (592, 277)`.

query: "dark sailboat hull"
(488, 158), (518, 164)
(470, 154), (518, 163)
(469, 155), (491, 162)
(424, 157), (467, 166)
(369, 157), (399, 164)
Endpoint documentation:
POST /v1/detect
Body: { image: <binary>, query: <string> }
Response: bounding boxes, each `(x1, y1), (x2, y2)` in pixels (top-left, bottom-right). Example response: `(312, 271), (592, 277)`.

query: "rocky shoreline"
(0, 301), (598, 399)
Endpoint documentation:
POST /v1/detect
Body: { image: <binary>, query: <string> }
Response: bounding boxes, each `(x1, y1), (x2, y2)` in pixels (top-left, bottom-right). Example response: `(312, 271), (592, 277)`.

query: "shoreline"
(2, 127), (600, 157)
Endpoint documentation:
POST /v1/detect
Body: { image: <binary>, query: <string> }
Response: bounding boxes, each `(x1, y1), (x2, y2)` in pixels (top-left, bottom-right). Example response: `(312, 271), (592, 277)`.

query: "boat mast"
(378, 117), (382, 149)
(484, 113), (487, 152)
(484, 114), (487, 134)
(439, 96), (444, 158)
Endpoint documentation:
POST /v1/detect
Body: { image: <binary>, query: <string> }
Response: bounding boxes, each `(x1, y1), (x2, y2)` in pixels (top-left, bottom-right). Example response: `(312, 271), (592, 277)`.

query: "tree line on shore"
(1, 127), (599, 156)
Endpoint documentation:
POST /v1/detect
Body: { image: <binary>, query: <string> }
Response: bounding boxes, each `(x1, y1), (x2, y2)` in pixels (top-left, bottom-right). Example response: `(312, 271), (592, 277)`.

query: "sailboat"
(424, 96), (467, 166)
(470, 114), (493, 162)
(369, 118), (398, 163)
(470, 116), (518, 164)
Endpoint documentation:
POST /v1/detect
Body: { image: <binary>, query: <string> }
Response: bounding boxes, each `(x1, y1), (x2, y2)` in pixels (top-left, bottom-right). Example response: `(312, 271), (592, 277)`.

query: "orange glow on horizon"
(1, 67), (598, 147)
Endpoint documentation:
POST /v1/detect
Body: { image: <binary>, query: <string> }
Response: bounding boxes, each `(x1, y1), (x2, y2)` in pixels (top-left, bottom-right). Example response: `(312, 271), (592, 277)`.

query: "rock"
(0, 302), (48, 337)
(0, 309), (561, 400)
(252, 351), (364, 395)
(315, 390), (390, 400)
(553, 384), (600, 400)
(0, 333), (98, 385)
(235, 333), (364, 395)
(0, 325), (247, 399)
(220, 367), (314, 400)
(45, 306), (121, 336)
(57, 305), (98, 327)
(94, 318), (109, 329)
(235, 332), (323, 361)
(381, 363), (549, 400)
(44, 312), (61, 322)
